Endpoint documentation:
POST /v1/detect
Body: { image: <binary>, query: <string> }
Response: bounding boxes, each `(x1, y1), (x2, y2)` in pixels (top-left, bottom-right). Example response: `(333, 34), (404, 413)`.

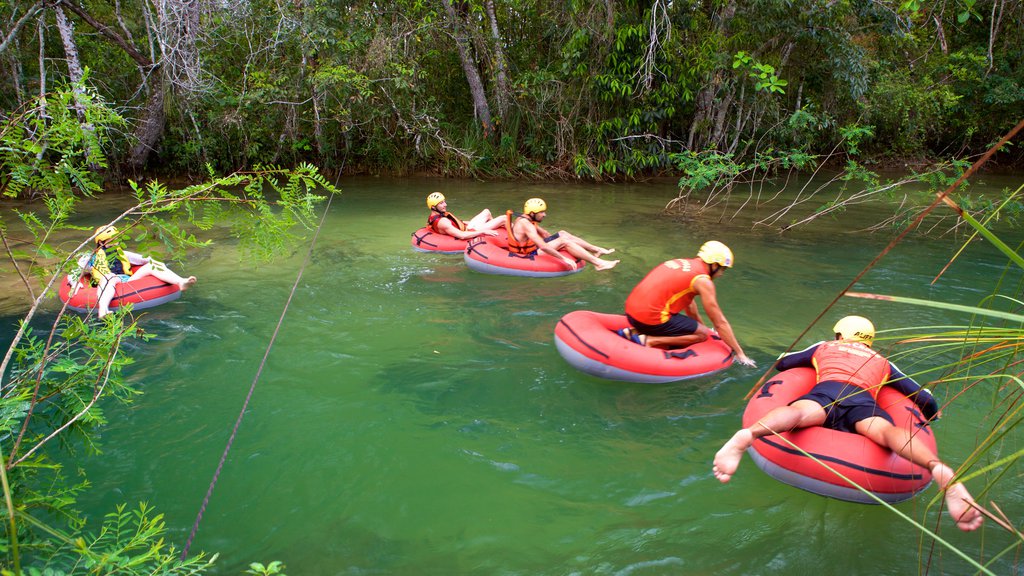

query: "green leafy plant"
(0, 85), (337, 574)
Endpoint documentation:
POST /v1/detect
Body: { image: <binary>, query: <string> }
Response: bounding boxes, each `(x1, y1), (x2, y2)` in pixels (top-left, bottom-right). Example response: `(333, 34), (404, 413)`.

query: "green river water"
(3, 175), (1023, 575)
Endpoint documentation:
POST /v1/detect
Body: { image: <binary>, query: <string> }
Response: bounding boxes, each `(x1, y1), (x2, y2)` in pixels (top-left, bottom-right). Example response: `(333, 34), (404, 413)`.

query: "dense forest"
(2, 0), (1023, 182)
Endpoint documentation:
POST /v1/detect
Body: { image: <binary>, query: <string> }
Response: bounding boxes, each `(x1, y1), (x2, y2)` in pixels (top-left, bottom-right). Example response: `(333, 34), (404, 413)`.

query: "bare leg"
(856, 417), (984, 531)
(96, 275), (120, 318)
(548, 237), (619, 270)
(468, 213), (508, 232)
(558, 231), (615, 256)
(713, 400), (827, 483)
(130, 262), (197, 291)
(647, 327), (710, 349)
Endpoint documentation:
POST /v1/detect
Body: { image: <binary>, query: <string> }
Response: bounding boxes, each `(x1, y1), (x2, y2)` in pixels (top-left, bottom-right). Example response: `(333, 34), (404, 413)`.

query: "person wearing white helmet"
(620, 240), (754, 366)
(72, 225), (197, 318)
(507, 197), (619, 271)
(425, 192), (506, 240)
(712, 316), (984, 533)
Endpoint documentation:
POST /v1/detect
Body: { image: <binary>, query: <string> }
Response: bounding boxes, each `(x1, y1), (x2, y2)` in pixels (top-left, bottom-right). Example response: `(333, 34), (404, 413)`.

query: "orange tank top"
(811, 340), (891, 398)
(624, 258), (709, 325)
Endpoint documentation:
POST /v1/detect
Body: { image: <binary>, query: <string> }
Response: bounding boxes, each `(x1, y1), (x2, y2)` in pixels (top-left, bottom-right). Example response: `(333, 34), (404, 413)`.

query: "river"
(2, 174), (1022, 574)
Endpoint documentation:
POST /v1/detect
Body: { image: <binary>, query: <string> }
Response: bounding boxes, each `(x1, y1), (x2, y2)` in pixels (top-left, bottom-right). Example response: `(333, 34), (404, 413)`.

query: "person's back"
(624, 258), (707, 325)
(811, 339), (890, 394)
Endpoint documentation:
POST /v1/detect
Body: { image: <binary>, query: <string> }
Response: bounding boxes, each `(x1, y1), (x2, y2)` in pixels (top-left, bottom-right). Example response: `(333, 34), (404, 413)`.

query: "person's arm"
(694, 277), (755, 367)
(774, 343), (820, 371)
(886, 362), (939, 420)
(685, 299), (704, 326)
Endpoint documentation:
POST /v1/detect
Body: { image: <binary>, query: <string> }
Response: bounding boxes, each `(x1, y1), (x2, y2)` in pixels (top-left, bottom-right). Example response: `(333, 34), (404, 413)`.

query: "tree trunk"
(484, 0), (509, 118)
(58, 0), (166, 173)
(440, 0), (493, 133)
(126, 79), (166, 173)
(52, 5), (85, 85)
(687, 0), (737, 150)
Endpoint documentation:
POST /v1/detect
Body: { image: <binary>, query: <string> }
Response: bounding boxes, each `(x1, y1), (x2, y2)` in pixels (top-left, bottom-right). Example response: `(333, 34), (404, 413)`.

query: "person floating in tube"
(70, 225), (197, 318)
(425, 192), (507, 241)
(506, 197), (619, 271)
(712, 315), (983, 532)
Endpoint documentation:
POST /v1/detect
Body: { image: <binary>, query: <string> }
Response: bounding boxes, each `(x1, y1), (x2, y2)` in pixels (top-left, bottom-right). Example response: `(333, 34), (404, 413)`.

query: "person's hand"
(482, 230), (498, 237)
(561, 256), (575, 268)
(735, 354), (757, 367)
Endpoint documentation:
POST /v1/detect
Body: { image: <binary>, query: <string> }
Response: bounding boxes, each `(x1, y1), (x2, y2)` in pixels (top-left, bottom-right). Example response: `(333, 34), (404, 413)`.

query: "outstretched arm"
(774, 342), (821, 371)
(887, 362), (939, 420)
(695, 277), (755, 366)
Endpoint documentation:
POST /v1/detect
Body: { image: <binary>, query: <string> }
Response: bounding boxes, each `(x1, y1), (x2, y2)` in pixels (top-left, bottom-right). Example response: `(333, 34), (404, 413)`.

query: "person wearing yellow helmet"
(425, 192), (507, 240)
(73, 225), (198, 318)
(620, 240), (754, 366)
(506, 198), (619, 271)
(713, 316), (983, 533)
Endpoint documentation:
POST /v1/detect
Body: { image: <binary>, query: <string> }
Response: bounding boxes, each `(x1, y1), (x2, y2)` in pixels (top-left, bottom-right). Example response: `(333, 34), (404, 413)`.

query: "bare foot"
(180, 276), (197, 291)
(944, 482), (984, 532)
(594, 259), (619, 271)
(712, 429), (753, 483)
(596, 247), (615, 256)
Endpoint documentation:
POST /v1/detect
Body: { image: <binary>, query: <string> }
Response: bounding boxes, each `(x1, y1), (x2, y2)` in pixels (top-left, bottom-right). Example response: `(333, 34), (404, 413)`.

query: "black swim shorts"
(795, 380), (894, 433)
(626, 313), (699, 337)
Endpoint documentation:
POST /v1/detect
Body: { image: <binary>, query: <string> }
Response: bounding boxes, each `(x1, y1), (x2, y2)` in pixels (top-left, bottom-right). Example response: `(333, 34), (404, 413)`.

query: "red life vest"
(811, 340), (891, 398)
(506, 210), (538, 255)
(624, 258), (710, 325)
(427, 211), (466, 235)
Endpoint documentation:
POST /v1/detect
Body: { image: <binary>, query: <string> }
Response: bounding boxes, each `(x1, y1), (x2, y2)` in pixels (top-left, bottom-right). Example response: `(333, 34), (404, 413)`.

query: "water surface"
(5, 175), (1023, 574)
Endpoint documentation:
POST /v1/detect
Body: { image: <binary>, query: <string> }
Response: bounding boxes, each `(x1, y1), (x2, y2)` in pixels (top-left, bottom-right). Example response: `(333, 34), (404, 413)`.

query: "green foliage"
(246, 561), (287, 576)
(1, 78), (123, 201)
(23, 503), (215, 574)
(1, 85), (337, 574)
(2, 0), (1023, 180)
(733, 52), (788, 94)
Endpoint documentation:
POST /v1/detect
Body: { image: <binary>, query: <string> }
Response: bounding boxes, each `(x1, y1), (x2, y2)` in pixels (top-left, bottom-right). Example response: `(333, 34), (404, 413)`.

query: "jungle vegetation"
(1, 0), (1022, 185)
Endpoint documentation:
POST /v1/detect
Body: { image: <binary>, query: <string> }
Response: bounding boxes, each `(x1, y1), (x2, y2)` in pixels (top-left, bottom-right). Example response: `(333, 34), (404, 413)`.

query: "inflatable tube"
(58, 275), (181, 314)
(464, 235), (585, 278)
(411, 227), (467, 254)
(553, 310), (734, 383)
(411, 227), (508, 254)
(743, 367), (935, 504)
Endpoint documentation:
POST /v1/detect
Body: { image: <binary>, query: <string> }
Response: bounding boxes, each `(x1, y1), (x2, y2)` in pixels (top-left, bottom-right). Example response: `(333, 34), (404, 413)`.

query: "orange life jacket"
(624, 258), (710, 325)
(506, 210), (538, 255)
(427, 211), (466, 235)
(811, 340), (891, 398)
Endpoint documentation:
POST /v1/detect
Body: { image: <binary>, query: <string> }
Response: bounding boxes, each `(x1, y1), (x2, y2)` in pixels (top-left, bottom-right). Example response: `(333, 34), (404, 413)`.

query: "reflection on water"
(4, 176), (1022, 574)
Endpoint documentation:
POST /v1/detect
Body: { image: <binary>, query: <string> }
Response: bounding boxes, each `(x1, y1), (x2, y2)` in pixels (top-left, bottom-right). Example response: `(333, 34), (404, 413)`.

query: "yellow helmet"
(524, 198), (547, 215)
(833, 315), (875, 345)
(697, 240), (734, 268)
(426, 192), (446, 209)
(94, 225), (119, 244)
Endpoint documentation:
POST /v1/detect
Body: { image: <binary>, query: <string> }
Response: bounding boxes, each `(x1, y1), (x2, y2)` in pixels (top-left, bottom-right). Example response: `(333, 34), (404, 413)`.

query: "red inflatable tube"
(411, 227), (508, 255)
(554, 310), (734, 383)
(464, 235), (585, 278)
(59, 275), (181, 314)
